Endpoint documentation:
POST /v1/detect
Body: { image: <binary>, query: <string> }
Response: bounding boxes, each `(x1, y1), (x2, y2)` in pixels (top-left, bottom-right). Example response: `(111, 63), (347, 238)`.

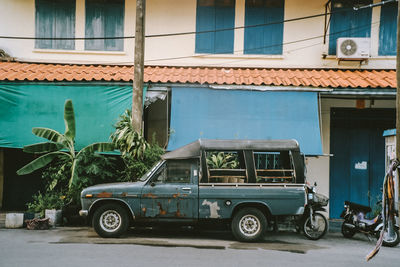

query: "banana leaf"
(16, 152), (64, 175)
(64, 99), (76, 141)
(32, 127), (64, 143)
(80, 142), (115, 154)
(23, 142), (66, 154)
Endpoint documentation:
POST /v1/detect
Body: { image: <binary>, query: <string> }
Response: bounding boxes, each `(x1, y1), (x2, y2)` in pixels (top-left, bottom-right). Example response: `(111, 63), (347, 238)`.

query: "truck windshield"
(139, 161), (164, 182)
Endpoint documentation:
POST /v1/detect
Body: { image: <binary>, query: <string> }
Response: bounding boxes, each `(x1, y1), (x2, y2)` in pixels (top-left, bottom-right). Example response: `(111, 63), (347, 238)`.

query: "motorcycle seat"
(345, 201), (372, 213)
(359, 217), (378, 226)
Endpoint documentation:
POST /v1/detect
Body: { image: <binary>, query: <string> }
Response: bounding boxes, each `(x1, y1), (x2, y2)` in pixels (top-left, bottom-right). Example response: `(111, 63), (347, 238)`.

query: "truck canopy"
(162, 139), (300, 160)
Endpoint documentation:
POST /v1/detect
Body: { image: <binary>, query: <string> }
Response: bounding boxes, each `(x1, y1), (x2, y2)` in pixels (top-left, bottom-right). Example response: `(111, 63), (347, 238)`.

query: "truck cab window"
(152, 160), (193, 184)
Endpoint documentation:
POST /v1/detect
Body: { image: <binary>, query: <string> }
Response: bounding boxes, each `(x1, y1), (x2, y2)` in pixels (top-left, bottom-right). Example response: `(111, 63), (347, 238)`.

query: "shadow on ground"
(54, 226), (325, 254)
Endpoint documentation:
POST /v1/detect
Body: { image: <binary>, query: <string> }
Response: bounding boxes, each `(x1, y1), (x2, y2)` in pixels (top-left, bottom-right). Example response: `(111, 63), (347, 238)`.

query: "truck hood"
(81, 181), (145, 198)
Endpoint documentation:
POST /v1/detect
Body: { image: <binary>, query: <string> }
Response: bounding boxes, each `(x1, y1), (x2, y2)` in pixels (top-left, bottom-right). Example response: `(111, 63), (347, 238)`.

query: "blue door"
(140, 159), (199, 219)
(329, 108), (395, 218)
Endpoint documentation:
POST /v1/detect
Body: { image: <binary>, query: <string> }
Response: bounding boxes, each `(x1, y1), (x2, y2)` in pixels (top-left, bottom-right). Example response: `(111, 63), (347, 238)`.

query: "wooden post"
(132, 0), (146, 133)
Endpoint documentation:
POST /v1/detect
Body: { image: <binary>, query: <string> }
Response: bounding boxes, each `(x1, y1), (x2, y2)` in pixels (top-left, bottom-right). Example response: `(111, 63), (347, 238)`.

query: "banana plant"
(17, 99), (115, 189)
(111, 109), (148, 159)
(206, 152), (239, 169)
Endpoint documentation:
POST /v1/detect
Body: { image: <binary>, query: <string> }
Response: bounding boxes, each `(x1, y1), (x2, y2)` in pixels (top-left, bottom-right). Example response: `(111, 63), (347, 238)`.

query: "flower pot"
(45, 209), (62, 227)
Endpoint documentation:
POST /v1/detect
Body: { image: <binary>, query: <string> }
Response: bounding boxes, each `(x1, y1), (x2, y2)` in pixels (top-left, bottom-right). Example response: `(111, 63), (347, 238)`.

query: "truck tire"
(93, 203), (129, 238)
(231, 207), (267, 242)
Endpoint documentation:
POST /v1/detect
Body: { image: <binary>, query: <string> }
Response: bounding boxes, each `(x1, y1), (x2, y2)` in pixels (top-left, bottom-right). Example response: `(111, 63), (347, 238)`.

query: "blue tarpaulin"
(167, 87), (322, 155)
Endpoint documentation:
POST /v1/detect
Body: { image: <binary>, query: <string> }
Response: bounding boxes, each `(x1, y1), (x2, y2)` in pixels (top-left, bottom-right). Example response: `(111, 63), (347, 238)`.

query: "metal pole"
(132, 0), (146, 133)
(396, 0), (400, 218)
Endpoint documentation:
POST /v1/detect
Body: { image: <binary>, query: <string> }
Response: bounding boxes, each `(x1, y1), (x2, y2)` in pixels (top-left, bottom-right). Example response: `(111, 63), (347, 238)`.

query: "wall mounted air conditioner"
(336, 37), (370, 59)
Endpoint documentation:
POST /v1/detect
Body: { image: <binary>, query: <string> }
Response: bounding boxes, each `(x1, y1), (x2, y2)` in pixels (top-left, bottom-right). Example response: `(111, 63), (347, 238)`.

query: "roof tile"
(0, 62), (396, 89)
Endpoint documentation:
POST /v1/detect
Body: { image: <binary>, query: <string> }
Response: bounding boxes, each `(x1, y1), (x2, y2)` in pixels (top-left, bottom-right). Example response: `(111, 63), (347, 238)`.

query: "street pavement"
(0, 224), (399, 267)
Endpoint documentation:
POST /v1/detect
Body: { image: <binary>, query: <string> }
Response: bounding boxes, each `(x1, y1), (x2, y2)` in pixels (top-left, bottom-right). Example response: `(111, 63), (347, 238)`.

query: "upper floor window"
(244, 0), (284, 55)
(328, 0), (372, 55)
(85, 0), (125, 51)
(35, 0), (75, 50)
(195, 0), (235, 54)
(379, 1), (397, 56)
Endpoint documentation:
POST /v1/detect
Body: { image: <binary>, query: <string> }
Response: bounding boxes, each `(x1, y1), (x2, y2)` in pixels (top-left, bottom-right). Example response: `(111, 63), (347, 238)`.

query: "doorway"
(329, 108), (395, 218)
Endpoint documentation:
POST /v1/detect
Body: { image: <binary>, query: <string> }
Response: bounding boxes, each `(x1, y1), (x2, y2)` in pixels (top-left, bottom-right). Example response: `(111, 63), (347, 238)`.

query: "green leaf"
(80, 142), (115, 154)
(17, 152), (62, 175)
(23, 142), (66, 154)
(32, 128), (64, 143)
(64, 99), (76, 140)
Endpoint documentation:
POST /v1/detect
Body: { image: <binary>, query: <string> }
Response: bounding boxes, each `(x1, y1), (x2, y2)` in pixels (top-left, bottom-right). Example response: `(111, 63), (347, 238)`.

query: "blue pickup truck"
(80, 139), (314, 242)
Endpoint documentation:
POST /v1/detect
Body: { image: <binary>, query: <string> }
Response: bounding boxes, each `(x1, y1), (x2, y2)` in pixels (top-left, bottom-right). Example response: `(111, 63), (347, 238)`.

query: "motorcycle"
(300, 183), (329, 240)
(340, 201), (400, 247)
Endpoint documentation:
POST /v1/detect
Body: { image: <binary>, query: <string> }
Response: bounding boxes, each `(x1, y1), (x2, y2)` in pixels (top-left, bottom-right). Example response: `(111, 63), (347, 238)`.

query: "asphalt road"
(0, 226), (399, 267)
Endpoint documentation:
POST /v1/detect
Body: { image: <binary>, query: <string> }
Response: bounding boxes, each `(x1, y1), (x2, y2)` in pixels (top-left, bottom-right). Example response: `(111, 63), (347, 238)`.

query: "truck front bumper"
(79, 210), (88, 217)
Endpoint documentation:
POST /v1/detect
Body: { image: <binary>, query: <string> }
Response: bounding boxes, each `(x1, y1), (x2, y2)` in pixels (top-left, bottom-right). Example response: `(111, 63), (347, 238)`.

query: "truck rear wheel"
(231, 208), (267, 242)
(93, 203), (129, 238)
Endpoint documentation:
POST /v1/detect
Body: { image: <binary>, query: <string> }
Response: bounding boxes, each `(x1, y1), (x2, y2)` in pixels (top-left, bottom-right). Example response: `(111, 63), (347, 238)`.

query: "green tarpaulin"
(0, 83), (135, 149)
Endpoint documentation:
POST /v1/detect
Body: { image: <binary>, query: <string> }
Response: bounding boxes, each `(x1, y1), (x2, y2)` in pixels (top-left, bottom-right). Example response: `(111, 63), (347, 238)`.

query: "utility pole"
(132, 0), (146, 133)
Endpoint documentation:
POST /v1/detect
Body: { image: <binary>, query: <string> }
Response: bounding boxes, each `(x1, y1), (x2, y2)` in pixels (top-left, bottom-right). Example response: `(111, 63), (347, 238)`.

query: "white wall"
(0, 0), (396, 69)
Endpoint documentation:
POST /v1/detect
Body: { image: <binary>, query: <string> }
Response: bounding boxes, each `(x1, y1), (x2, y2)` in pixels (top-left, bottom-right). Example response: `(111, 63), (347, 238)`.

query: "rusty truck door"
(140, 159), (199, 219)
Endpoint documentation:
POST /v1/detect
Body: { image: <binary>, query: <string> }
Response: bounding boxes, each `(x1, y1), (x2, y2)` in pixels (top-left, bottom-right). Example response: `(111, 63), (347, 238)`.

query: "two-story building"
(0, 0), (397, 218)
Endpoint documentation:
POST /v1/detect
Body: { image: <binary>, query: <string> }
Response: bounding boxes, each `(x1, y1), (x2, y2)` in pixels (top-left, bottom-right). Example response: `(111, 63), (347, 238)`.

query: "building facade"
(0, 0), (397, 218)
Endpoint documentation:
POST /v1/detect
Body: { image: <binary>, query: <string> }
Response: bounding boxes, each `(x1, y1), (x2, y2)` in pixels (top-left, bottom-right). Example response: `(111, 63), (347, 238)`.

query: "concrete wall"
(0, 0), (396, 69)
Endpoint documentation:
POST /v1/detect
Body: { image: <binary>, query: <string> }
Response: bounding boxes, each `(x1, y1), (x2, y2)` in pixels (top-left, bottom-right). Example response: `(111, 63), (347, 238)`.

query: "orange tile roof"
(0, 61), (396, 89)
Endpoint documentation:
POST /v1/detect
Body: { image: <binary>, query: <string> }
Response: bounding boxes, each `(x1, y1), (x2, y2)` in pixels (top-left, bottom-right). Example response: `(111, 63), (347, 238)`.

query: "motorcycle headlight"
(308, 193), (314, 200)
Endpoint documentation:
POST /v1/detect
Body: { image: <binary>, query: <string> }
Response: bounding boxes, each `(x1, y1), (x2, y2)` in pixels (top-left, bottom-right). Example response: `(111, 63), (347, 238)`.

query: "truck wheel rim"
(100, 210), (121, 232)
(239, 215), (260, 237)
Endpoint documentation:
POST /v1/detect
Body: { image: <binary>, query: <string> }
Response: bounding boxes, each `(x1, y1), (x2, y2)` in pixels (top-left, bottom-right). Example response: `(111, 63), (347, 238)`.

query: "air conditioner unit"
(336, 37), (370, 59)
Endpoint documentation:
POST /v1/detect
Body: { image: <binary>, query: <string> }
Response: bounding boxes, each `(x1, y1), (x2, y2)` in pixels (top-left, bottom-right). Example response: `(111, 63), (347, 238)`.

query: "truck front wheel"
(93, 203), (129, 238)
(231, 208), (267, 242)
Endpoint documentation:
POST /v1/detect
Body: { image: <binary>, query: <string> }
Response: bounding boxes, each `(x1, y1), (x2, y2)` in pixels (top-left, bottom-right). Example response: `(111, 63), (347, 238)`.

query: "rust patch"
(142, 193), (158, 199)
(157, 203), (167, 215)
(142, 207), (146, 216)
(172, 193), (180, 198)
(120, 192), (128, 197)
(96, 192), (112, 198)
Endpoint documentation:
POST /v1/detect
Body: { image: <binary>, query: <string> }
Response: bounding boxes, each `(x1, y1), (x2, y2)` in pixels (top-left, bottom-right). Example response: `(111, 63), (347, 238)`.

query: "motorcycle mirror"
(314, 182), (317, 187)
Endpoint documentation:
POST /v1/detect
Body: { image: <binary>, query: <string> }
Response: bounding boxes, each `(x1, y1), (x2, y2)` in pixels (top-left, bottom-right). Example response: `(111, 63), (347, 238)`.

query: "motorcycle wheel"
(341, 222), (356, 238)
(381, 228), (400, 247)
(303, 212), (328, 240)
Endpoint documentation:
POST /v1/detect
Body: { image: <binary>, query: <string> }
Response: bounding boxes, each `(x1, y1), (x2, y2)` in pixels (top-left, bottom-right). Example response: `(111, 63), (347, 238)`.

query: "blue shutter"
(195, 0), (234, 54)
(329, 0), (372, 55)
(379, 2), (397, 56)
(104, 0), (124, 51)
(244, 3), (264, 54)
(215, 1), (235, 54)
(195, 4), (216, 53)
(244, 0), (284, 55)
(35, 0), (75, 50)
(54, 0), (75, 50)
(85, 0), (124, 51)
(264, 0), (284, 54)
